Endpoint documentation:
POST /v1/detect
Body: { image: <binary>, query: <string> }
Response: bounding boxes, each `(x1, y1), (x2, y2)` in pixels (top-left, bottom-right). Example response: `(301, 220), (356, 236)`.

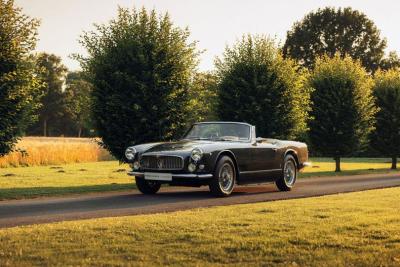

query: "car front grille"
(140, 155), (184, 170)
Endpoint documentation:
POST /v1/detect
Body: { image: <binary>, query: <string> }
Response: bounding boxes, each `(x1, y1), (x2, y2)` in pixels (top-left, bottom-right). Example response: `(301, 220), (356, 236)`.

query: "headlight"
(190, 147), (203, 162)
(133, 161), (140, 170)
(125, 147), (136, 160)
(188, 163), (196, 172)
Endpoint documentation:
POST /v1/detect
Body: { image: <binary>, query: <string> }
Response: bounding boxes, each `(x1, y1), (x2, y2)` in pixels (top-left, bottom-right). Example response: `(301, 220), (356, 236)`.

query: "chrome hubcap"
(219, 163), (234, 192)
(284, 160), (296, 186)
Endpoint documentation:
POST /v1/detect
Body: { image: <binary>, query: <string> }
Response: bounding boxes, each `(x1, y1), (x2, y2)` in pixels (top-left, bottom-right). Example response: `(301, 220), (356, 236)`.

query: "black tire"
(276, 154), (297, 191)
(135, 177), (161, 194)
(209, 156), (236, 197)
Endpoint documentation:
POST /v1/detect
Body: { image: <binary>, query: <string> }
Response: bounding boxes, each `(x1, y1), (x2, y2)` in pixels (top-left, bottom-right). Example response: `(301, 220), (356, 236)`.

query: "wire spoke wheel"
(218, 163), (234, 192)
(284, 160), (296, 186)
(210, 156), (236, 197)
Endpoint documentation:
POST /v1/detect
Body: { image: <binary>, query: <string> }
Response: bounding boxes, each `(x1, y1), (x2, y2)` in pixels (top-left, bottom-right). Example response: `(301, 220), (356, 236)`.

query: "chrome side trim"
(240, 169), (282, 174)
(128, 171), (212, 179)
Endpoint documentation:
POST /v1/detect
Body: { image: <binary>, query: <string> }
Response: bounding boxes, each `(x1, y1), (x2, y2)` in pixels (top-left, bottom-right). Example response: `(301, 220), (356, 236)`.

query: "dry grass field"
(0, 137), (113, 167)
(0, 187), (399, 266)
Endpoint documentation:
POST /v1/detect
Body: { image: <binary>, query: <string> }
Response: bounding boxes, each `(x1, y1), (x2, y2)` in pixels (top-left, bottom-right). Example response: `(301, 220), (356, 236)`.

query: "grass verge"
(0, 161), (134, 200)
(0, 187), (399, 266)
(0, 157), (398, 200)
(300, 157), (399, 178)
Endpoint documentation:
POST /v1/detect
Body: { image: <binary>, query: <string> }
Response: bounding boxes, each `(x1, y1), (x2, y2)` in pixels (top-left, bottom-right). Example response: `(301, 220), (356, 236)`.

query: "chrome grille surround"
(140, 155), (184, 170)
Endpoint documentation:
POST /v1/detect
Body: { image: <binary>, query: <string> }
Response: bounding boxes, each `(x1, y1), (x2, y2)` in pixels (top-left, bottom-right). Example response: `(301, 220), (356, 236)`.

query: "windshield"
(183, 123), (251, 142)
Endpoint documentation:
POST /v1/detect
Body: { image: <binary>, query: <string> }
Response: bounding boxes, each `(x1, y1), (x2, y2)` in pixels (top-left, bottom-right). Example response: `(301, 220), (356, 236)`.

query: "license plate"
(144, 172), (172, 181)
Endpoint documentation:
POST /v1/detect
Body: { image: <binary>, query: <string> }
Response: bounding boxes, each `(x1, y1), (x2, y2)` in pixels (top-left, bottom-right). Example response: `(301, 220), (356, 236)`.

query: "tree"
(380, 51), (400, 71)
(371, 69), (400, 169)
(215, 35), (311, 140)
(308, 54), (377, 171)
(0, 0), (42, 156)
(283, 7), (387, 73)
(77, 7), (199, 160)
(186, 72), (218, 125)
(27, 53), (68, 136)
(63, 71), (94, 137)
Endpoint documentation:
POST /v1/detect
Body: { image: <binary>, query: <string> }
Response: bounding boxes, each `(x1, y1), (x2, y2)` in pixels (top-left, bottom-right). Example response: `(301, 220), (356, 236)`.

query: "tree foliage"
(283, 7), (387, 73)
(27, 53), (68, 136)
(186, 72), (218, 125)
(215, 35), (311, 140)
(77, 7), (199, 160)
(0, 0), (42, 156)
(308, 54), (378, 171)
(62, 71), (94, 137)
(380, 51), (400, 71)
(371, 69), (400, 169)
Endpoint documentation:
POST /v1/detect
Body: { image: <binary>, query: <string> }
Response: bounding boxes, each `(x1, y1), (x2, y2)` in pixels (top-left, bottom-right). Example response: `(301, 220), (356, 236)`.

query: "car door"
(244, 141), (280, 181)
(252, 142), (279, 170)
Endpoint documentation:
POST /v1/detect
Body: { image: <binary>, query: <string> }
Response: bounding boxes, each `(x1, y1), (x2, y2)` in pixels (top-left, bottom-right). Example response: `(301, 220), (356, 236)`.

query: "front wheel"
(276, 155), (297, 191)
(209, 156), (236, 197)
(135, 177), (161, 194)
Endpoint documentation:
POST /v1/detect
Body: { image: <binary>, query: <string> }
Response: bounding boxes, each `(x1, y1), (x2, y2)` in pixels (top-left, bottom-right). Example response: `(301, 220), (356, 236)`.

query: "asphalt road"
(1, 172), (400, 228)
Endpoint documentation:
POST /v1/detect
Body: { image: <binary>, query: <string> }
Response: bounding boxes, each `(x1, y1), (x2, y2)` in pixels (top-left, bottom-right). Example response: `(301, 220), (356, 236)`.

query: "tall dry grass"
(0, 137), (114, 168)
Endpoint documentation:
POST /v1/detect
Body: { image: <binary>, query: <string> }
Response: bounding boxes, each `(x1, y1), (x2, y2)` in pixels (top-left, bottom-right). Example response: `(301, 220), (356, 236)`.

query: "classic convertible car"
(126, 122), (309, 196)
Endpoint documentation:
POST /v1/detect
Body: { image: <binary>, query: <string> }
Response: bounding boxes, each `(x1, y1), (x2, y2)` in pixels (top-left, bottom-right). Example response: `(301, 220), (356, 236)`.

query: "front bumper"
(128, 171), (213, 179)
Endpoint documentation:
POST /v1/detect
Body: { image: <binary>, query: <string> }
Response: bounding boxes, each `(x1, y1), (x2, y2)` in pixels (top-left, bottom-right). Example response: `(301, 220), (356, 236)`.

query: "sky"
(15, 0), (400, 72)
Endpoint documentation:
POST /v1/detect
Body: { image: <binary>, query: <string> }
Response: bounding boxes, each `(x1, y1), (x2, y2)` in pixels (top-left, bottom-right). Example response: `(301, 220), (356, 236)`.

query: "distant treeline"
(25, 53), (93, 138)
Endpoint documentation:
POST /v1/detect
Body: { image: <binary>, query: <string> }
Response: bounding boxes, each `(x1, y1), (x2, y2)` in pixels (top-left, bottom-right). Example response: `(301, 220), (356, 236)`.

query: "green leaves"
(0, 0), (42, 156)
(216, 35), (311, 140)
(371, 69), (400, 159)
(308, 54), (377, 158)
(77, 7), (199, 160)
(186, 72), (218, 125)
(27, 53), (68, 137)
(283, 7), (386, 73)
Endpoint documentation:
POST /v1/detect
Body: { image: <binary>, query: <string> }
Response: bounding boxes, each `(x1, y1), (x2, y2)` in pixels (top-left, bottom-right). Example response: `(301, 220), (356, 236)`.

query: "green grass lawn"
(0, 161), (134, 200)
(300, 157), (399, 178)
(0, 158), (398, 200)
(0, 187), (399, 266)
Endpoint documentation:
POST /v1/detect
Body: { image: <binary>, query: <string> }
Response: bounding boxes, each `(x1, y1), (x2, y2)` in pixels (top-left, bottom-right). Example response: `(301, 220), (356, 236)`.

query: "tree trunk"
(391, 157), (397, 170)
(334, 157), (341, 172)
(43, 119), (47, 137)
(78, 127), (82, 138)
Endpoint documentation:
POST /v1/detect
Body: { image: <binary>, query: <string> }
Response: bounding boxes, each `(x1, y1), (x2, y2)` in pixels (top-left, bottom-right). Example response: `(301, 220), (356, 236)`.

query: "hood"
(144, 140), (212, 154)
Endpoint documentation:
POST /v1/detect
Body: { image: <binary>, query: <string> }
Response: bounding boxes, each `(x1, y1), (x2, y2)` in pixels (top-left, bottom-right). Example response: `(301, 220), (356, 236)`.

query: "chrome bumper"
(128, 171), (213, 179)
(299, 161), (312, 169)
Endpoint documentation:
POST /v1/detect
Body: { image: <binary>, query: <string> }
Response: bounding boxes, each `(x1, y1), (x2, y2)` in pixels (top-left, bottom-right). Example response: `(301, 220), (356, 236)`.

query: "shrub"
(0, 0), (42, 156)
(77, 7), (199, 160)
(308, 54), (377, 171)
(215, 35), (311, 140)
(371, 69), (400, 169)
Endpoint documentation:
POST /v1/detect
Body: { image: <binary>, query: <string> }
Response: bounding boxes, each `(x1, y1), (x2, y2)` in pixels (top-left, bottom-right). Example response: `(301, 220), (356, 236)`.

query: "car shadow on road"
(152, 183), (278, 199)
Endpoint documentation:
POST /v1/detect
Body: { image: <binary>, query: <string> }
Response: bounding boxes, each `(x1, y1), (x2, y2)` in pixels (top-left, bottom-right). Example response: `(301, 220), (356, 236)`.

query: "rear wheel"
(135, 177), (161, 194)
(276, 155), (297, 191)
(209, 156), (236, 197)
